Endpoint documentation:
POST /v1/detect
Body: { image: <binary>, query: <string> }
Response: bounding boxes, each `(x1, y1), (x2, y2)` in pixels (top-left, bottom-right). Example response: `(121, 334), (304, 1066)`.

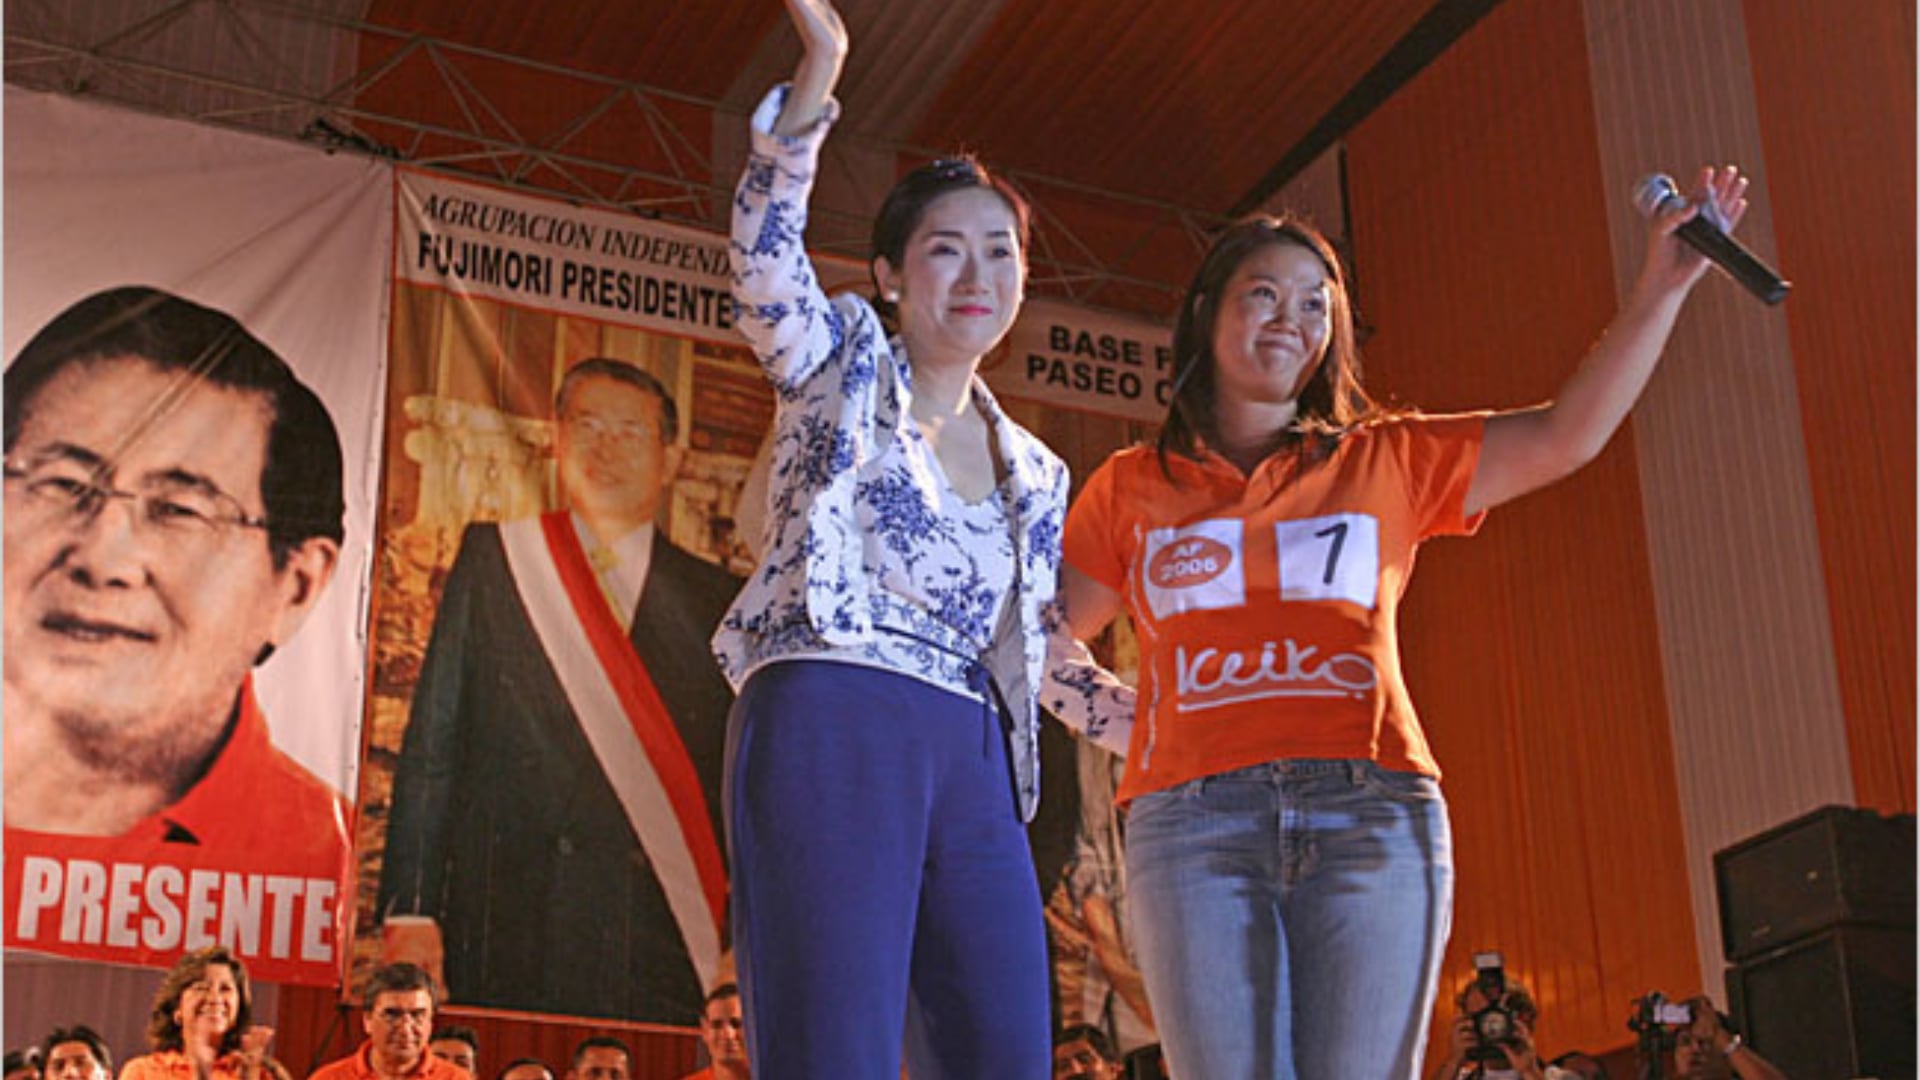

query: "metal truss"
(5, 0), (1224, 316)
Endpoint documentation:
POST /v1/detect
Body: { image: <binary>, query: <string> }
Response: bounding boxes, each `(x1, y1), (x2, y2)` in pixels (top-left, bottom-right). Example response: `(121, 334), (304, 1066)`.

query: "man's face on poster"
(3, 356), (335, 782)
(554, 374), (682, 526)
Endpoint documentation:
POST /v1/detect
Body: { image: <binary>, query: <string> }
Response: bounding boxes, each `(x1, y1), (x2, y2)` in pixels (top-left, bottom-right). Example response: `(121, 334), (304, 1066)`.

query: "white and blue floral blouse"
(775, 430), (1019, 700)
(712, 84), (1133, 821)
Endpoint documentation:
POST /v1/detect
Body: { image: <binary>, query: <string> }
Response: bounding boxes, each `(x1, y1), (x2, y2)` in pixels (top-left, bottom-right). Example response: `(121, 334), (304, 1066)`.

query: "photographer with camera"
(1429, 954), (1578, 1080)
(1656, 996), (1786, 1080)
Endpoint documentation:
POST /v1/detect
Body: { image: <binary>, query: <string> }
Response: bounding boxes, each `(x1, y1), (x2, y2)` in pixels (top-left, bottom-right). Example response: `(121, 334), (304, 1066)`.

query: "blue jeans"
(1124, 759), (1453, 1079)
(726, 660), (1051, 1080)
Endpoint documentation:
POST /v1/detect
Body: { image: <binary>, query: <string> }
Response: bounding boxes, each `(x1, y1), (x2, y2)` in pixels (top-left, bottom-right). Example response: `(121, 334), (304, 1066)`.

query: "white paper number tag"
(1274, 513), (1379, 609)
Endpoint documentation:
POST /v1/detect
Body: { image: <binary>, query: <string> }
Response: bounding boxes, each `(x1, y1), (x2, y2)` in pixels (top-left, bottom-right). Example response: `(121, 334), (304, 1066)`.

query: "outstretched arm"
(773, 0), (847, 136)
(1465, 165), (1750, 516)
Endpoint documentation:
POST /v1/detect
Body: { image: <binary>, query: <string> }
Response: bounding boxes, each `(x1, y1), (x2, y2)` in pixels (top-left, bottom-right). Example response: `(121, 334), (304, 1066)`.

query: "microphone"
(1633, 173), (1790, 305)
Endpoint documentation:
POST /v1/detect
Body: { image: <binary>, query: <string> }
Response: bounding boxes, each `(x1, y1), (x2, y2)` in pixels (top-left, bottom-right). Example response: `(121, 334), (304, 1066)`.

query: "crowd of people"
(1423, 969), (1789, 1080)
(5, 946), (1792, 1080)
(8, 953), (751, 1080)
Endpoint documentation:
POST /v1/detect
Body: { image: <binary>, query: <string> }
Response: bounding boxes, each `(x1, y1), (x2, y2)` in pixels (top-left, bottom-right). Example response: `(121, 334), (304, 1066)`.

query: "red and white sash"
(500, 513), (725, 991)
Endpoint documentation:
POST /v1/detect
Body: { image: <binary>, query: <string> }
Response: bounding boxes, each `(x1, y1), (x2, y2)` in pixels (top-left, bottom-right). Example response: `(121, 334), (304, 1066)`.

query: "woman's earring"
(885, 290), (900, 303)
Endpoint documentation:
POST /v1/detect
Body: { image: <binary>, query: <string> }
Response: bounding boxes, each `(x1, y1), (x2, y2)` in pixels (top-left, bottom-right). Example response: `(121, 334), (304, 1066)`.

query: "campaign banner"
(397, 171), (741, 340)
(2, 88), (390, 985)
(354, 169), (772, 1027)
(987, 297), (1175, 424)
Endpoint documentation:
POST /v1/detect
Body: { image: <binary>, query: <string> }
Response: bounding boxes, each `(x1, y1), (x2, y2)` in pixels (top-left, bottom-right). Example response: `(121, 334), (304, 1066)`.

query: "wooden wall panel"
(1741, 0), (1917, 815)
(1582, 0), (1859, 1000)
(1344, 0), (1699, 1056)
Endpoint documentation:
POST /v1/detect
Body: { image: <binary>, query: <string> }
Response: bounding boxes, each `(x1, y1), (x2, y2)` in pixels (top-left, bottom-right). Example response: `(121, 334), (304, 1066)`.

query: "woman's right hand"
(236, 1028), (274, 1080)
(785, 0), (847, 63)
(774, 0), (848, 137)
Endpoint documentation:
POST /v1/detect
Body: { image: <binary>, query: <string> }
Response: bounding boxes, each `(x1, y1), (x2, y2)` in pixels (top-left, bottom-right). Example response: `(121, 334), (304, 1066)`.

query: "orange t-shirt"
(309, 1045), (471, 1080)
(1063, 414), (1486, 804)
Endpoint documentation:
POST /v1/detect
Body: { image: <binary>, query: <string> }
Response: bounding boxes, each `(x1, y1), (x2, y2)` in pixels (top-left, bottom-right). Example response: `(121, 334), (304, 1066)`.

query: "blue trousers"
(725, 660), (1051, 1080)
(1125, 758), (1455, 1079)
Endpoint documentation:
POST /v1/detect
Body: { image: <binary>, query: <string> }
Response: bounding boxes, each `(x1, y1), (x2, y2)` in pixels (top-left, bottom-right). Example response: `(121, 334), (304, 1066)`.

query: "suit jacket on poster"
(378, 521), (739, 1024)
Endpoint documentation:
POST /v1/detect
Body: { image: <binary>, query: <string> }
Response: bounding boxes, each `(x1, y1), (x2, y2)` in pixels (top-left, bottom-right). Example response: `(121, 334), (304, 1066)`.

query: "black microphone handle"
(1672, 214), (1791, 305)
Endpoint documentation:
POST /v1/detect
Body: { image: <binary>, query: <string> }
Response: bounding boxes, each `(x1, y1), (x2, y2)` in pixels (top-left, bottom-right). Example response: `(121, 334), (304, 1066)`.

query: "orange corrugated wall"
(1741, 0), (1916, 816)
(1342, 0), (1700, 1057)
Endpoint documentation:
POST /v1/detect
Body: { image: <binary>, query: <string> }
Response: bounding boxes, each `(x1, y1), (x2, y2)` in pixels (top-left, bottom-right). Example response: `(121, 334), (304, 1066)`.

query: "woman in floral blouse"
(711, 2), (1129, 1078)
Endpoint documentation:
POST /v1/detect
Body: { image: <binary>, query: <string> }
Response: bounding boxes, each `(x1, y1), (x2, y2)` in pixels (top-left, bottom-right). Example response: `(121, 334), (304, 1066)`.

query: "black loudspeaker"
(1727, 924), (1916, 1080)
(1713, 805), (1915, 962)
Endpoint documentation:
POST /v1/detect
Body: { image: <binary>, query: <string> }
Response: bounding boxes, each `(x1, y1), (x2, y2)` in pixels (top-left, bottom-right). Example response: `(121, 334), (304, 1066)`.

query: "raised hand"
(785, 0), (847, 62)
(237, 1027), (275, 1079)
(1640, 165), (1751, 296)
(774, 0), (848, 136)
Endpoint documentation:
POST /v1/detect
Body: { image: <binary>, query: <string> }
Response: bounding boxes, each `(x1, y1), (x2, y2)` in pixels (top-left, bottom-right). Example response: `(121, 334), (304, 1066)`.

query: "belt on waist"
(873, 623), (1024, 812)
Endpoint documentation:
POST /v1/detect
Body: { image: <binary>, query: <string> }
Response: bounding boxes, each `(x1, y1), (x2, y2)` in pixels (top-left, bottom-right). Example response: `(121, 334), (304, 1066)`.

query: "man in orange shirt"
(565, 1039), (630, 1080)
(310, 965), (471, 1080)
(677, 985), (748, 1080)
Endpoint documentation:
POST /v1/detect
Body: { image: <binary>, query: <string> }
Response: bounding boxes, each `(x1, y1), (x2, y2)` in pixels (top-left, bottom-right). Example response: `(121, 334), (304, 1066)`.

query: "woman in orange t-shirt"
(1059, 169), (1751, 1079)
(119, 946), (273, 1080)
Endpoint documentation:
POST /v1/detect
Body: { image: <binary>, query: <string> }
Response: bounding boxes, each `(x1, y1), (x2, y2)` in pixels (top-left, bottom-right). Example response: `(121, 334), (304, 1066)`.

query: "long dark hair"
(1156, 216), (1377, 477)
(868, 155), (1031, 326)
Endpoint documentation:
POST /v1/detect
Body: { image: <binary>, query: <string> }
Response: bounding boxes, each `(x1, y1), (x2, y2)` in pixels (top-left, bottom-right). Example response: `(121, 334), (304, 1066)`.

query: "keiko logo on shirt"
(1173, 639), (1377, 712)
(1141, 520), (1245, 619)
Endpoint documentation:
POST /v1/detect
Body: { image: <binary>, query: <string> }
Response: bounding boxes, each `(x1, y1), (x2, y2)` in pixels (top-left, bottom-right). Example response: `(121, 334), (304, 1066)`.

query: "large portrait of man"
(3, 286), (351, 967)
(376, 357), (741, 1025)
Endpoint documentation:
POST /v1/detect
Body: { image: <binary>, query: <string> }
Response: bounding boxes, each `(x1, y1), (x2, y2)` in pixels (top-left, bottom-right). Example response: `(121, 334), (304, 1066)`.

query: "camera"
(1628, 991), (1696, 1033)
(1627, 991), (1706, 1053)
(1465, 951), (1523, 1063)
(1653, 1000), (1693, 1027)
